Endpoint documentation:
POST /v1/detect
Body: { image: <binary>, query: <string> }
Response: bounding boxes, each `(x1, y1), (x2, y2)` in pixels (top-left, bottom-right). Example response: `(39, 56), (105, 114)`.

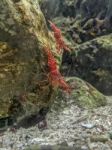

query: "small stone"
(81, 145), (88, 150)
(109, 131), (112, 140)
(81, 123), (95, 129)
(90, 135), (109, 143)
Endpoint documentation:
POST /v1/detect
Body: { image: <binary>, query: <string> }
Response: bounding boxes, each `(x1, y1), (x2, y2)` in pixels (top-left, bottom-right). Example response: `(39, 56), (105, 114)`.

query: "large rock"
(0, 0), (56, 123)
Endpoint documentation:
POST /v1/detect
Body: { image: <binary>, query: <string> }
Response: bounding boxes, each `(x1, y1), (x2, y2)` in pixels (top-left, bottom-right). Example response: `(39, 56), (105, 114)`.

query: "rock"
(0, 0), (56, 127)
(109, 131), (112, 140)
(66, 34), (112, 95)
(90, 135), (109, 143)
(81, 123), (95, 129)
(54, 77), (106, 109)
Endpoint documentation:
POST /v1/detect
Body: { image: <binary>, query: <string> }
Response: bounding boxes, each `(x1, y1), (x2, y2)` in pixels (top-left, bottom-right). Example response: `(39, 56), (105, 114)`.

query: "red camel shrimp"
(43, 46), (71, 93)
(48, 21), (71, 53)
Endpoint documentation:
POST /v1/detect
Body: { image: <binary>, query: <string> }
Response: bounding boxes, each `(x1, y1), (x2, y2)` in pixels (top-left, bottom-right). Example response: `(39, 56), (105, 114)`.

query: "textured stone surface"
(55, 77), (106, 109)
(0, 0), (55, 120)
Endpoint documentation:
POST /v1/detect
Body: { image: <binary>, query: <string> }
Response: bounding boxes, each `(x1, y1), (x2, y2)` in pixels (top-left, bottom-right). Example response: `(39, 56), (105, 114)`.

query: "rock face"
(0, 0), (55, 121)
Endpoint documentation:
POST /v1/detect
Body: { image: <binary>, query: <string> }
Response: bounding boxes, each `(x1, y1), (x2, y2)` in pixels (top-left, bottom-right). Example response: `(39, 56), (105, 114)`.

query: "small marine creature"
(43, 46), (71, 93)
(38, 119), (47, 130)
(48, 20), (71, 53)
(10, 125), (17, 133)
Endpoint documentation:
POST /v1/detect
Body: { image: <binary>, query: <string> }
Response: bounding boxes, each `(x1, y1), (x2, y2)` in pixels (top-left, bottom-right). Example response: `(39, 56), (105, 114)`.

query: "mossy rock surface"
(62, 34), (112, 95)
(54, 77), (106, 109)
(0, 0), (55, 121)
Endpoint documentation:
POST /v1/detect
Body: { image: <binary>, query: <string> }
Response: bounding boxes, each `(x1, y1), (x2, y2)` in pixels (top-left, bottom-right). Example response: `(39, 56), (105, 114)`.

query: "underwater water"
(0, 0), (112, 150)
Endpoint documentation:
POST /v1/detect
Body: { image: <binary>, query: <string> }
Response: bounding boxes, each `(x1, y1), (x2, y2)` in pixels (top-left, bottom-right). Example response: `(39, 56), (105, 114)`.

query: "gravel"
(0, 97), (112, 150)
